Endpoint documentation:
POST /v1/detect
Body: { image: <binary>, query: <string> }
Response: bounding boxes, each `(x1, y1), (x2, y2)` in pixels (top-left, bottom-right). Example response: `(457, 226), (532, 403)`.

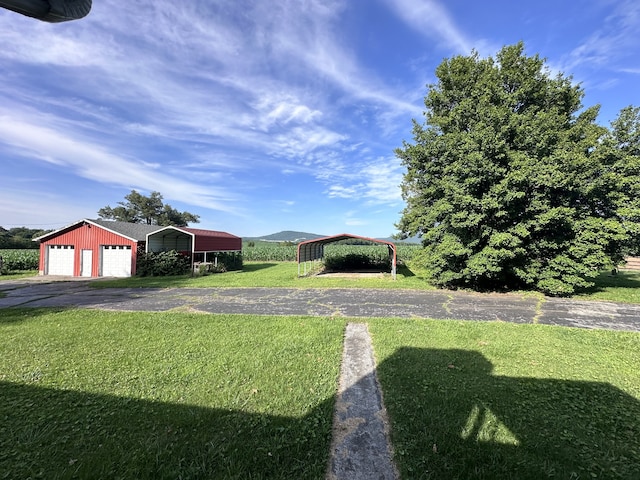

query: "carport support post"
(190, 241), (195, 276)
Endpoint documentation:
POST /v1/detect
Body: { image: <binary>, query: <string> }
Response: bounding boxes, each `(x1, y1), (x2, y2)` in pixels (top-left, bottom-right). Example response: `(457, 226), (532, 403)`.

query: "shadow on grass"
(5, 345), (639, 479)
(0, 380), (334, 479)
(579, 270), (640, 295)
(397, 264), (416, 278)
(377, 347), (640, 479)
(240, 262), (280, 273)
(0, 270), (39, 280)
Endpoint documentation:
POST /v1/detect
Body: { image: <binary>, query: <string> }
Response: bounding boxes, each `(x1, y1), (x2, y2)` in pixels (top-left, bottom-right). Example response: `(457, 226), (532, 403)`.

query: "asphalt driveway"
(1, 278), (639, 332)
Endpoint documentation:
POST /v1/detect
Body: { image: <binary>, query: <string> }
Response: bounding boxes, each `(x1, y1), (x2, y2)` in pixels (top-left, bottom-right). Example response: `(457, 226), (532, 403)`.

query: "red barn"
(35, 219), (242, 277)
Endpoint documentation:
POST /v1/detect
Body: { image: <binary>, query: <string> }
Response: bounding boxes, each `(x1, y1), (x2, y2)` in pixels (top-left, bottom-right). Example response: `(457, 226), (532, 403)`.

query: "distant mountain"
(247, 231), (327, 243)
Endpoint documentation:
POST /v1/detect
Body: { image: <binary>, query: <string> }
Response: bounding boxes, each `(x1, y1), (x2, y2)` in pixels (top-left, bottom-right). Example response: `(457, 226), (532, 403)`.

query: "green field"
(0, 249), (39, 273)
(1, 310), (639, 479)
(241, 242), (421, 263)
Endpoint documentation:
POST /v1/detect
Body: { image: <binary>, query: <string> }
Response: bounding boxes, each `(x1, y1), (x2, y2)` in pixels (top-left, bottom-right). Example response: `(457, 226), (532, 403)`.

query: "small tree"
(396, 43), (640, 295)
(98, 190), (200, 227)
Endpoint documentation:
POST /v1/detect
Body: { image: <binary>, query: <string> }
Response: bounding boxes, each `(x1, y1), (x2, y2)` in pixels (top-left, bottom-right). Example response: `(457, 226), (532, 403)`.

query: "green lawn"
(0, 270), (38, 280)
(2, 309), (640, 479)
(576, 270), (640, 304)
(93, 261), (436, 290)
(0, 309), (345, 479)
(370, 319), (640, 479)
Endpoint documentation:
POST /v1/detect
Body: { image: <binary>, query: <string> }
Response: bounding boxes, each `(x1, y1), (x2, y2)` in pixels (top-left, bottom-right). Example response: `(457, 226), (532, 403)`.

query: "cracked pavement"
(1, 279), (639, 331)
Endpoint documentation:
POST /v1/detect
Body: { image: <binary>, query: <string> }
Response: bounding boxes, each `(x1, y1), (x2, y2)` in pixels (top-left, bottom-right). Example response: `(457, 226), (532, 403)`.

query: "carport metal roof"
(297, 233), (396, 279)
(146, 226), (242, 253)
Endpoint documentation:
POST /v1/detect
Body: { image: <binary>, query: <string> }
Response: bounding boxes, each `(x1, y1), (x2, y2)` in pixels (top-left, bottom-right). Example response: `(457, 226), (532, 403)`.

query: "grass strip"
(576, 270), (640, 304)
(0, 309), (345, 479)
(91, 262), (436, 290)
(369, 318), (640, 479)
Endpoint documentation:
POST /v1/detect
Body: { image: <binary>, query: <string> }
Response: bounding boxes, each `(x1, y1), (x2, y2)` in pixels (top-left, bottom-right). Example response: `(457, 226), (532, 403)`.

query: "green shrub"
(219, 251), (243, 271)
(136, 250), (190, 277)
(323, 252), (391, 271)
(195, 252), (243, 275)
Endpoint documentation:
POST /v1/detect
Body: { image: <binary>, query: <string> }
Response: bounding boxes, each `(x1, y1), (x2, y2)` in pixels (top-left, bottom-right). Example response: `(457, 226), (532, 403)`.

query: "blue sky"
(1, 0), (639, 238)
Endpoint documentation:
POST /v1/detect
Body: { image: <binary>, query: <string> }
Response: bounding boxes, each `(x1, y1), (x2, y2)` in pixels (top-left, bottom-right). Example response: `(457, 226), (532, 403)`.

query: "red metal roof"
(297, 233), (397, 279)
(183, 228), (242, 252)
(147, 226), (242, 252)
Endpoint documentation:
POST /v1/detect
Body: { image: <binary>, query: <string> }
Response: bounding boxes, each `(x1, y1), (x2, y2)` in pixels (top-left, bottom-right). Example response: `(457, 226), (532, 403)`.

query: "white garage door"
(101, 245), (132, 277)
(47, 245), (75, 276)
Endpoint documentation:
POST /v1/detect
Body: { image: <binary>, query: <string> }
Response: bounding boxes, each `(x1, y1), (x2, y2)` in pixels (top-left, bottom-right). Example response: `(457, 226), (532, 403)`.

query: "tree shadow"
(0, 307), (76, 324)
(376, 347), (640, 479)
(240, 262), (280, 273)
(397, 264), (416, 278)
(578, 270), (640, 294)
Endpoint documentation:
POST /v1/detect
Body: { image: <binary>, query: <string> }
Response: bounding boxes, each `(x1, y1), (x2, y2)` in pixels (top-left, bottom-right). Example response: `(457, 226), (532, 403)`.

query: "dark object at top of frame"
(0, 0), (91, 22)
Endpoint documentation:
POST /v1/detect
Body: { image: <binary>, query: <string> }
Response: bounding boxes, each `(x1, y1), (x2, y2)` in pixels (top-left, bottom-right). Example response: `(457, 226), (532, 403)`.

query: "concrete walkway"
(327, 323), (398, 480)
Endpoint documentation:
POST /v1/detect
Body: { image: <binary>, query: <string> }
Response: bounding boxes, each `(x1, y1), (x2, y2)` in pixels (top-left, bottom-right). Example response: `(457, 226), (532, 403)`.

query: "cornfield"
(241, 243), (297, 262)
(0, 249), (40, 272)
(241, 243), (421, 263)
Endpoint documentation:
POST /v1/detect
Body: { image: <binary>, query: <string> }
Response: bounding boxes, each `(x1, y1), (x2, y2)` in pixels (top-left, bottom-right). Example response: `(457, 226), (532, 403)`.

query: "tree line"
(0, 227), (50, 249)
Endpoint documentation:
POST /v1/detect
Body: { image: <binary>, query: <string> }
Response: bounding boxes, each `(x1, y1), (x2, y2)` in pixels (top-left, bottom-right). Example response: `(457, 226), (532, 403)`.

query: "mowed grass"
(576, 270), (640, 304)
(93, 261), (436, 290)
(2, 308), (640, 480)
(0, 309), (345, 479)
(369, 319), (640, 479)
(0, 270), (38, 281)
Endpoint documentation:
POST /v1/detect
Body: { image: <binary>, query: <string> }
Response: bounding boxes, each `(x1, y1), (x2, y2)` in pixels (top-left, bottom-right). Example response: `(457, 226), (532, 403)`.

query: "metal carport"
(146, 226), (242, 271)
(297, 233), (397, 279)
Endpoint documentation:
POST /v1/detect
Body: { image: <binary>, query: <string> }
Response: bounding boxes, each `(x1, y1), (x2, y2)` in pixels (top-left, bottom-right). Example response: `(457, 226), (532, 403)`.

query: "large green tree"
(98, 190), (200, 227)
(396, 42), (640, 295)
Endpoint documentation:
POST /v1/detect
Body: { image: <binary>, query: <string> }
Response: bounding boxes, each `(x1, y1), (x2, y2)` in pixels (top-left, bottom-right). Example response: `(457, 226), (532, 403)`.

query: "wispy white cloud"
(619, 68), (640, 75)
(325, 156), (404, 205)
(327, 185), (359, 199)
(0, 110), (240, 212)
(344, 213), (368, 227)
(271, 127), (348, 159)
(382, 0), (473, 54)
(560, 0), (640, 73)
(0, 188), (94, 229)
